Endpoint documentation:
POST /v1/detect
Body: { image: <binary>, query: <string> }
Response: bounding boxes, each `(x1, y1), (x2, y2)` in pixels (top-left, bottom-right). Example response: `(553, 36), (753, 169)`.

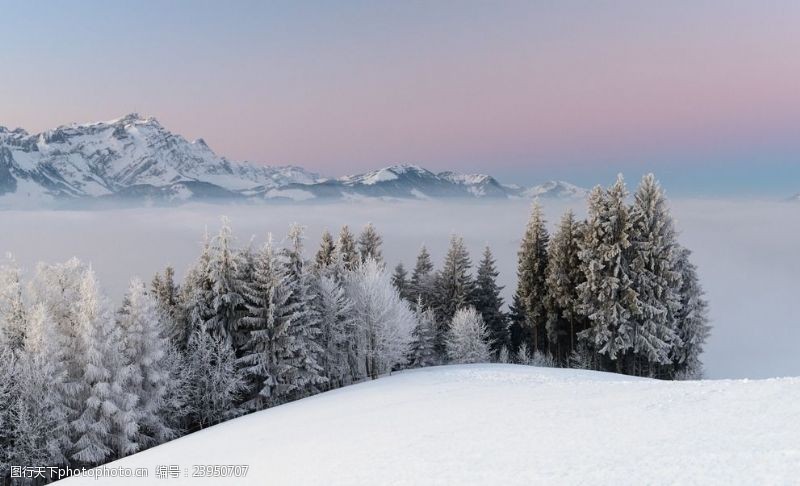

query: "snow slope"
(65, 365), (800, 485)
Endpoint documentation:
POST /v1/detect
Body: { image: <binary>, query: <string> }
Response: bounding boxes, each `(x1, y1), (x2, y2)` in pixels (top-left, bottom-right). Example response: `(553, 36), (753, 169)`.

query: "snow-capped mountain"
(0, 114), (586, 205)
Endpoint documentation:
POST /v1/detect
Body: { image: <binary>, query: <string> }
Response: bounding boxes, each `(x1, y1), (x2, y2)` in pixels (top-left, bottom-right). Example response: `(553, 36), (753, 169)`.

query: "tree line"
(0, 173), (709, 482)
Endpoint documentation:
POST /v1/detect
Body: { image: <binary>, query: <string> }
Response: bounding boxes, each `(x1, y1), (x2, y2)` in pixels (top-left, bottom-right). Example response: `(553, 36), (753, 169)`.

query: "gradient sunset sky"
(2, 1), (799, 195)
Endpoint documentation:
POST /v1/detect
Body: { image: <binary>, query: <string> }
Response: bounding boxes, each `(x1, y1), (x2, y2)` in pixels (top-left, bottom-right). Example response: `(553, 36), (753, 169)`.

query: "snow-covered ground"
(0, 199), (797, 379)
(64, 364), (800, 485)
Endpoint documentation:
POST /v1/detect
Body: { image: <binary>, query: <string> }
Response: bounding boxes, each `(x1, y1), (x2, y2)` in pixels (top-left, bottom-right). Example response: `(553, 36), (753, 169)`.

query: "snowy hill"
(0, 115), (585, 205)
(65, 364), (800, 485)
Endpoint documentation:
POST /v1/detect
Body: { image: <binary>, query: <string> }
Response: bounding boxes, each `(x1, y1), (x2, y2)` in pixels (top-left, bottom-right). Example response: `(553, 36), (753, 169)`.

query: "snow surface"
(0, 199), (797, 379)
(65, 364), (800, 485)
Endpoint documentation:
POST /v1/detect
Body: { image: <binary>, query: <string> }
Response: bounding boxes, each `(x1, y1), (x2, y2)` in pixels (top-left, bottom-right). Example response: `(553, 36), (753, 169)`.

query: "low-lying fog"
(2, 198), (797, 379)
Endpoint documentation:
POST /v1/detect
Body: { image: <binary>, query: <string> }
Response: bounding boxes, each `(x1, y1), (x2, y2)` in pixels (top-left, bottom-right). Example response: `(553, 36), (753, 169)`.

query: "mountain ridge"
(0, 114), (586, 205)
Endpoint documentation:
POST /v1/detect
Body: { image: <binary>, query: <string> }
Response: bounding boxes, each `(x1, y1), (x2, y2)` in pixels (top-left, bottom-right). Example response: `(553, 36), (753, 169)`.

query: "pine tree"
(507, 291), (527, 354)
(407, 297), (438, 368)
(182, 232), (215, 339)
(357, 223), (384, 264)
(0, 254), (27, 350)
(515, 200), (550, 354)
(314, 230), (337, 271)
(577, 177), (639, 373)
(671, 246), (711, 379)
(544, 210), (585, 363)
(118, 279), (175, 449)
(391, 263), (411, 301)
(473, 246), (507, 354)
(434, 235), (475, 354)
(71, 269), (138, 464)
(205, 217), (245, 347)
(280, 224), (326, 397)
(335, 225), (360, 271)
(346, 258), (415, 379)
(151, 266), (185, 348)
(629, 174), (682, 376)
(409, 246), (436, 306)
(445, 307), (492, 364)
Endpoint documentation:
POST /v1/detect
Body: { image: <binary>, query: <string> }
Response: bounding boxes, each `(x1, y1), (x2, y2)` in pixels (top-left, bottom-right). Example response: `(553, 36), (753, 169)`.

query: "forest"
(0, 173), (709, 482)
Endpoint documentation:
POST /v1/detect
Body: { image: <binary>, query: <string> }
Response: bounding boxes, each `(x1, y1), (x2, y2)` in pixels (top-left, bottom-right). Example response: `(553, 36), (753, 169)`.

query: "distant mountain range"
(0, 113), (587, 206)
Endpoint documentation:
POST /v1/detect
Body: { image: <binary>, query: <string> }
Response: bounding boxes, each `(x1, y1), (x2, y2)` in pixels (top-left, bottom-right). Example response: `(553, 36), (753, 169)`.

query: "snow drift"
(65, 364), (800, 485)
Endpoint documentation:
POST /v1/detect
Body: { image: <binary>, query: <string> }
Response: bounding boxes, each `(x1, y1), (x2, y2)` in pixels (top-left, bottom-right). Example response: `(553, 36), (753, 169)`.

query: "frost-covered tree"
(629, 174), (682, 375)
(0, 347), (14, 474)
(280, 224), (326, 397)
(182, 233), (215, 340)
(497, 345), (510, 364)
(335, 225), (360, 271)
(409, 246), (436, 306)
(315, 275), (354, 388)
(346, 258), (415, 379)
(151, 266), (185, 348)
(0, 254), (27, 350)
(117, 279), (175, 448)
(183, 329), (244, 429)
(545, 210), (585, 362)
(671, 246), (711, 379)
(314, 230), (337, 271)
(473, 246), (507, 354)
(358, 223), (383, 264)
(391, 263), (411, 301)
(515, 201), (549, 353)
(205, 217), (245, 347)
(577, 177), (639, 373)
(516, 342), (532, 365)
(71, 269), (138, 464)
(434, 235), (475, 353)
(407, 297), (438, 368)
(8, 304), (71, 469)
(445, 307), (492, 364)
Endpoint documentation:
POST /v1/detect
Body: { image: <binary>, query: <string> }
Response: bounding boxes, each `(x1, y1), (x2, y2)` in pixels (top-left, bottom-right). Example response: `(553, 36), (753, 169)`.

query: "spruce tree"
(544, 210), (585, 362)
(151, 266), (185, 348)
(629, 174), (682, 376)
(358, 223), (384, 264)
(391, 263), (411, 301)
(577, 177), (639, 373)
(445, 307), (492, 364)
(507, 290), (527, 354)
(314, 230), (336, 270)
(433, 235), (475, 354)
(335, 225), (360, 271)
(409, 246), (436, 306)
(205, 217), (245, 347)
(407, 297), (438, 368)
(515, 201), (550, 353)
(315, 275), (353, 388)
(473, 246), (507, 354)
(0, 254), (27, 350)
(671, 246), (711, 379)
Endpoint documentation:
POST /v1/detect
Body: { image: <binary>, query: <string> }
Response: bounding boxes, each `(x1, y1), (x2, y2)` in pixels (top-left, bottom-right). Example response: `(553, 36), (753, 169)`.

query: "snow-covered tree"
(514, 200), (549, 354)
(183, 329), (244, 429)
(280, 224), (326, 397)
(577, 177), (639, 373)
(315, 275), (354, 388)
(151, 266), (185, 348)
(516, 342), (531, 365)
(473, 246), (507, 354)
(0, 254), (27, 350)
(314, 230), (337, 271)
(628, 174), (682, 375)
(445, 307), (492, 364)
(545, 210), (585, 362)
(409, 246), (436, 306)
(407, 297), (438, 368)
(181, 233), (215, 340)
(434, 235), (475, 353)
(0, 346), (16, 475)
(391, 263), (411, 301)
(117, 279), (175, 448)
(358, 223), (383, 264)
(335, 225), (360, 271)
(346, 258), (415, 379)
(497, 345), (510, 364)
(671, 246), (711, 379)
(8, 304), (71, 469)
(71, 269), (138, 464)
(205, 217), (245, 347)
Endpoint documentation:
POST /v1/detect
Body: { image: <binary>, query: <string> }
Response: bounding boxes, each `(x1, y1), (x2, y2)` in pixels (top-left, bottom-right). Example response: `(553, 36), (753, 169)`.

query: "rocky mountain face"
(0, 114), (586, 205)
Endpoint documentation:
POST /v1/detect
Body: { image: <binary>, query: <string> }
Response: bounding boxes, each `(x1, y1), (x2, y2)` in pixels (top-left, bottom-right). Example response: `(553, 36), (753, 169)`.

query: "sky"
(1, 1), (799, 195)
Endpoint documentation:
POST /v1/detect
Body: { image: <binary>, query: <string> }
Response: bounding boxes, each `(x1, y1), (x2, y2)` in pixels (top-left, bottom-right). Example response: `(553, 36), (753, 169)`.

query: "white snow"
(64, 364), (800, 485)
